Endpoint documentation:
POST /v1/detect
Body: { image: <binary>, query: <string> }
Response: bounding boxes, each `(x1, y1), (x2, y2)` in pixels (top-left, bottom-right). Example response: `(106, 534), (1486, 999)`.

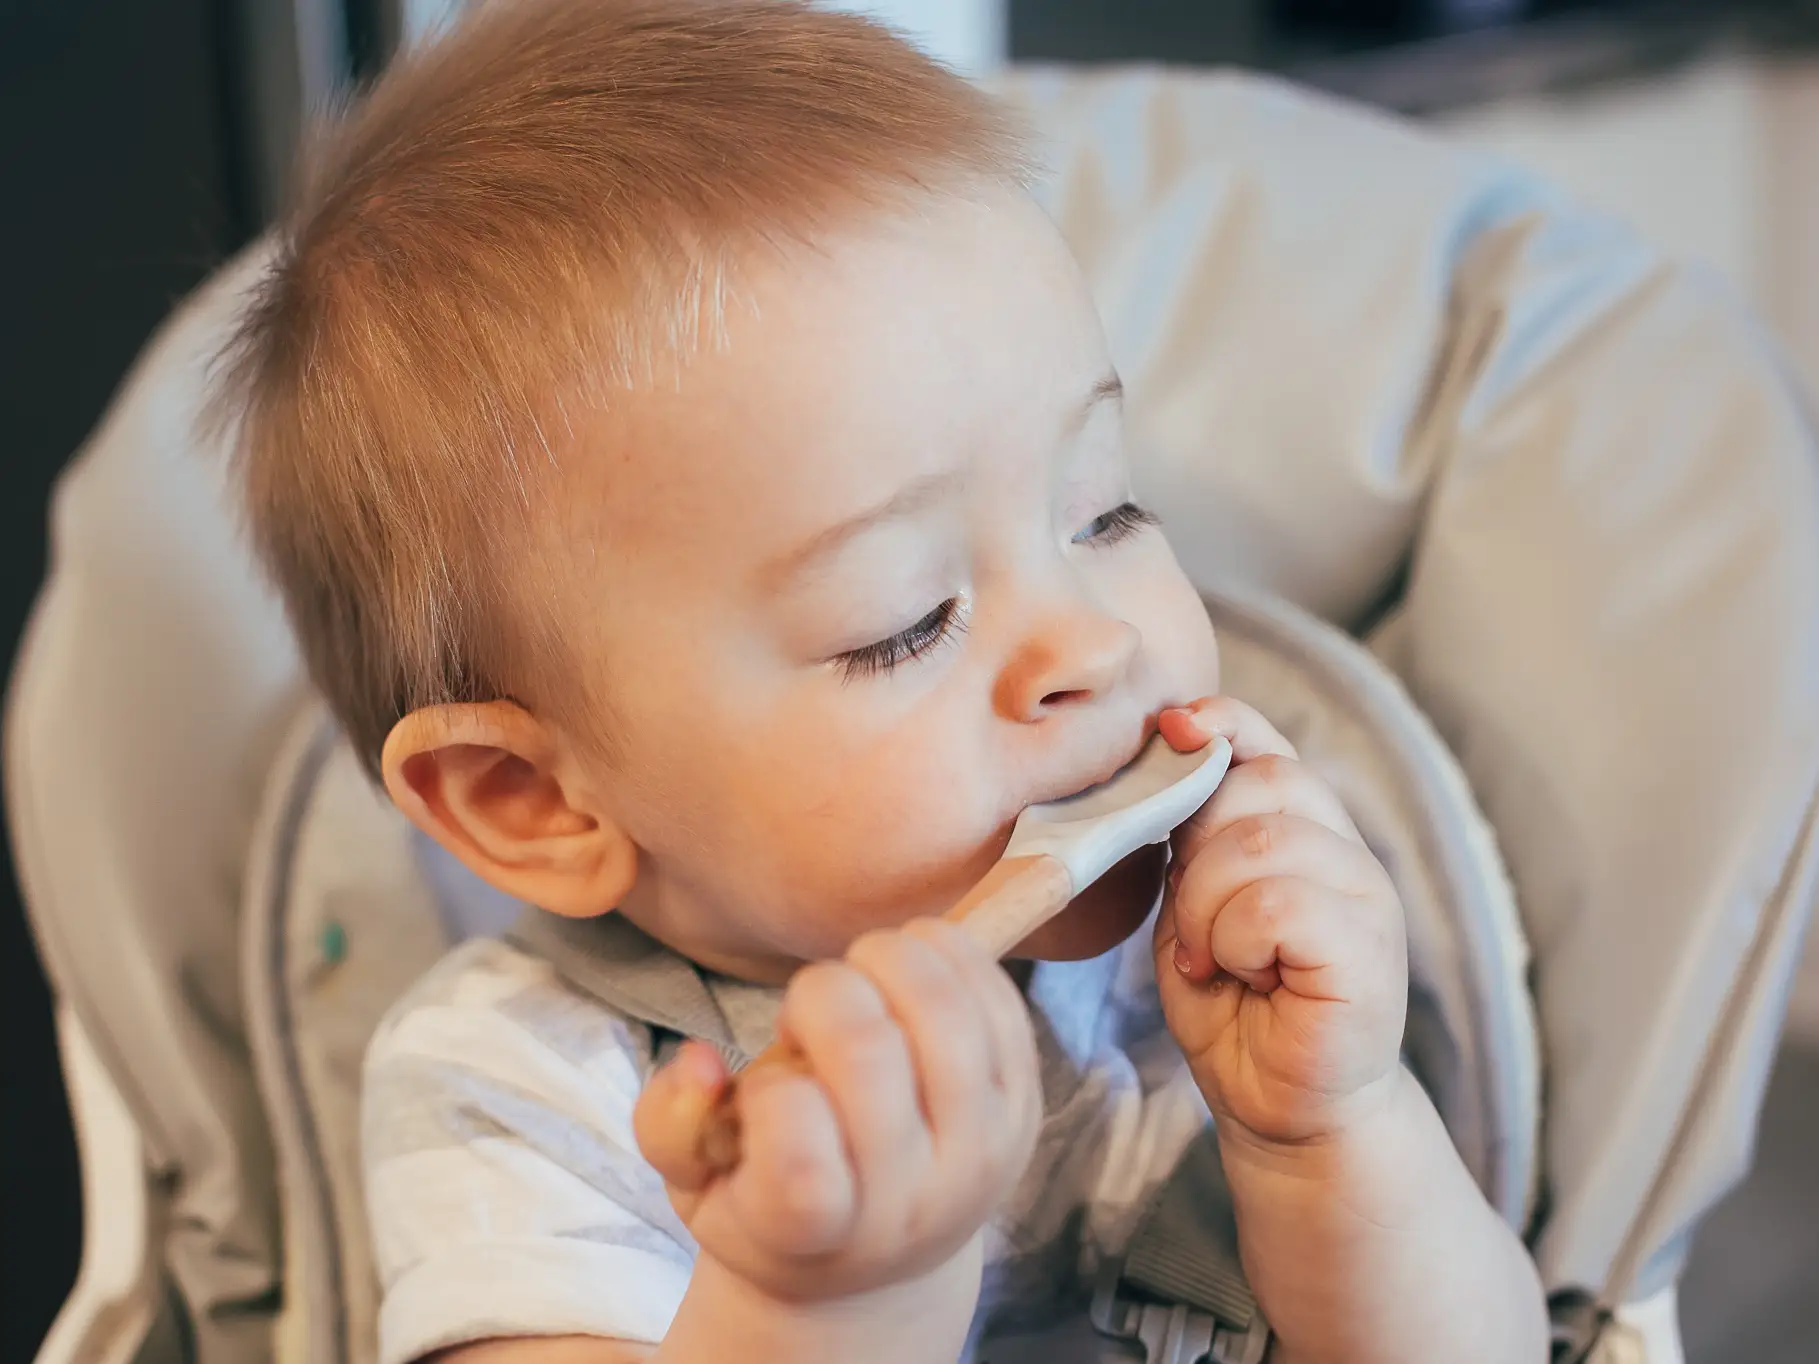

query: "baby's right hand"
(633, 917), (1043, 1306)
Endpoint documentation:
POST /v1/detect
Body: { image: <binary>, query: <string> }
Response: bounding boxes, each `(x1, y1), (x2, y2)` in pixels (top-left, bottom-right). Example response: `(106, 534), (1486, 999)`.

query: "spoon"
(696, 730), (1234, 1170)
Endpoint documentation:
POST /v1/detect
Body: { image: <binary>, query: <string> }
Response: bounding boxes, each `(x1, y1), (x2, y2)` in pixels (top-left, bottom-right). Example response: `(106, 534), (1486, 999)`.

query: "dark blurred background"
(3, 3), (247, 1356)
(5, 1), (1817, 1360)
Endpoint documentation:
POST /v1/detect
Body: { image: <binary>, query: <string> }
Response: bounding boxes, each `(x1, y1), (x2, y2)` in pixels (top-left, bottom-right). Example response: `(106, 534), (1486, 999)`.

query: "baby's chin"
(1007, 844), (1167, 962)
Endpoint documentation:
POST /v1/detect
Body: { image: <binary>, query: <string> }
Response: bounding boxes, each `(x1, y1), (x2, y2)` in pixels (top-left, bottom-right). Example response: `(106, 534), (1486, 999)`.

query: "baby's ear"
(381, 700), (637, 918)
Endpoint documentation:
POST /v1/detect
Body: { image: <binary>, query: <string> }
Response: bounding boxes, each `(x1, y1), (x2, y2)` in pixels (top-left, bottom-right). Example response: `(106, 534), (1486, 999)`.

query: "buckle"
(1091, 1269), (1269, 1364)
(1549, 1291), (1613, 1364)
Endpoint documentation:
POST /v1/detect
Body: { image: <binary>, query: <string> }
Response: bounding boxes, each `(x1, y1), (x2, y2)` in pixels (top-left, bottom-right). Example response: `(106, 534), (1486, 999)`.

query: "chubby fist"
(632, 917), (1042, 1305)
(1155, 698), (1408, 1146)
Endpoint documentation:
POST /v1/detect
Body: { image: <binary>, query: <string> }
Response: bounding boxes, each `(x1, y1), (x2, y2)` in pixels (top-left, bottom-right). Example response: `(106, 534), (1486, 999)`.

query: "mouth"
(1053, 746), (1145, 804)
(1026, 713), (1162, 809)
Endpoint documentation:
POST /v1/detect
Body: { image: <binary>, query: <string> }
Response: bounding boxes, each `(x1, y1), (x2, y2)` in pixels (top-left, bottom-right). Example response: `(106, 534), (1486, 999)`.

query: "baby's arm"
(376, 920), (1041, 1364)
(1156, 699), (1547, 1363)
(429, 1234), (982, 1364)
(1219, 1067), (1543, 1363)
(429, 1339), (648, 1362)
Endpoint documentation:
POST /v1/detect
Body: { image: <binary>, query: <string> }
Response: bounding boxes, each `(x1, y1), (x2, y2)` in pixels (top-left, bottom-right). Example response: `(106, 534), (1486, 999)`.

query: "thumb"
(1161, 697), (1298, 765)
(633, 1040), (729, 1196)
(1158, 705), (1214, 754)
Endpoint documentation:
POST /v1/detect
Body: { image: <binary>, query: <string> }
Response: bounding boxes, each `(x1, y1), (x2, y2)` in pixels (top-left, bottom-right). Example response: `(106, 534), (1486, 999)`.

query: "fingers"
(634, 1041), (730, 1196)
(845, 927), (982, 1127)
(897, 919), (1042, 1164)
(845, 921), (1039, 1209)
(639, 1038), (862, 1262)
(1180, 751), (1360, 857)
(698, 962), (922, 1264)
(778, 960), (930, 1217)
(1190, 875), (1385, 1000)
(1168, 814), (1388, 984)
(667, 924), (1040, 1291)
(1160, 696), (1339, 857)
(721, 1060), (857, 1258)
(1159, 699), (1363, 899)
(1161, 696), (1298, 765)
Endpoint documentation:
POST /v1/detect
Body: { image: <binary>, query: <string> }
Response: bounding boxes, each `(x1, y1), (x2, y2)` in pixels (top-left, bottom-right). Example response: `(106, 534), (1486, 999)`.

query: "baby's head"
(221, 0), (1219, 981)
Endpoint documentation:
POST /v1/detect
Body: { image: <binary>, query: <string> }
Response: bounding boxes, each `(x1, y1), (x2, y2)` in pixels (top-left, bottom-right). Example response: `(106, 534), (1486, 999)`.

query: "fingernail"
(1160, 707), (1215, 749)
(678, 1041), (726, 1090)
(1172, 937), (1193, 975)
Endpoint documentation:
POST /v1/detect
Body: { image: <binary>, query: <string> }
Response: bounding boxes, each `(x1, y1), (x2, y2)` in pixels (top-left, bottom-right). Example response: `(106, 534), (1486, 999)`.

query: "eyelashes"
(836, 596), (967, 682)
(833, 500), (1157, 682)
(1072, 500), (1160, 546)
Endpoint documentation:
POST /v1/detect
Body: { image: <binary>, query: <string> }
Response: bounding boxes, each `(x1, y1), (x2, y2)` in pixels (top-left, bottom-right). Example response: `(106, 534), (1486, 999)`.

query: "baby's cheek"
(780, 731), (1007, 927)
(1140, 565), (1220, 697)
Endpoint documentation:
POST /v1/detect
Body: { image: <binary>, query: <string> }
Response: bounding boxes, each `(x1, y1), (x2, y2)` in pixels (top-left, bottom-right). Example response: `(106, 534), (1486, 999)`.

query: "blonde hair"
(215, 0), (1027, 776)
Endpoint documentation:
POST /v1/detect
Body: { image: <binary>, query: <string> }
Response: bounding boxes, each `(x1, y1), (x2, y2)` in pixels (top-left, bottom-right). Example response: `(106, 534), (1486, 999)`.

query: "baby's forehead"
(560, 196), (1100, 503)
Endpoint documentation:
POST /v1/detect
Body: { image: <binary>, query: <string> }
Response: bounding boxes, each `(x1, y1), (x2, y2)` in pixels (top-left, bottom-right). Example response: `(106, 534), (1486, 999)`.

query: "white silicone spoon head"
(1001, 733), (1233, 893)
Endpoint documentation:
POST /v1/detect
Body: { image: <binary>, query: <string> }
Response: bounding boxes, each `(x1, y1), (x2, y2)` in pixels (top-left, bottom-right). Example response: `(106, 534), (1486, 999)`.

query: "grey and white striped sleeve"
(361, 938), (698, 1364)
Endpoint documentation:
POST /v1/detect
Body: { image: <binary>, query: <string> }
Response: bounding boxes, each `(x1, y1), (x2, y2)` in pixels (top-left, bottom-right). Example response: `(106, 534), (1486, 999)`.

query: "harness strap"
(1124, 1131), (1256, 1325)
(1092, 1127), (1271, 1364)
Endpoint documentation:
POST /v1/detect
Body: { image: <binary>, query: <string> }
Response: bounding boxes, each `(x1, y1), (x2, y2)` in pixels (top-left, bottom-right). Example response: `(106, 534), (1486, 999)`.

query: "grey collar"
(505, 909), (781, 1065)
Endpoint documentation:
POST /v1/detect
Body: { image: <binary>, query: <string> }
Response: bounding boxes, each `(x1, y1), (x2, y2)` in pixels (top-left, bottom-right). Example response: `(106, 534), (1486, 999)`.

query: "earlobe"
(381, 701), (639, 918)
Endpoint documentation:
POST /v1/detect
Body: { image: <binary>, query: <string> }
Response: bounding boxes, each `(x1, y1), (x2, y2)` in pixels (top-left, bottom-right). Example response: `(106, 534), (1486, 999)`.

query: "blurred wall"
(1437, 55), (1819, 403)
(827, 0), (1008, 75)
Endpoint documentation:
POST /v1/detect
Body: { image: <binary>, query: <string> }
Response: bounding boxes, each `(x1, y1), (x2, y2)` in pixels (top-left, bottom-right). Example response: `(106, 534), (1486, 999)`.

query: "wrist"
(1210, 1064), (1419, 1194)
(1208, 1067), (1547, 1364)
(1210, 1064), (1413, 1174)
(657, 1239), (984, 1364)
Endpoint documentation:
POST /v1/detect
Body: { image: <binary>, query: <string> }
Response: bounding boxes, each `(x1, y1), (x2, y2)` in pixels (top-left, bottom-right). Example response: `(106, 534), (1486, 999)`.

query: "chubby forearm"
(426, 1248), (980, 1364)
(1218, 1068), (1547, 1364)
(653, 1245), (982, 1364)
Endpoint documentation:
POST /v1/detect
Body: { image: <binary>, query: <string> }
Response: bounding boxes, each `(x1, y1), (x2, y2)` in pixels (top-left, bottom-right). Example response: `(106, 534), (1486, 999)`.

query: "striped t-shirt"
(361, 911), (1213, 1364)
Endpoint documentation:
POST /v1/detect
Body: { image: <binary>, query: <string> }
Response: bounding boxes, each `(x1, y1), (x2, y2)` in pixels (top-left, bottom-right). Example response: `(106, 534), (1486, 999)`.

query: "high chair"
(11, 68), (1819, 1364)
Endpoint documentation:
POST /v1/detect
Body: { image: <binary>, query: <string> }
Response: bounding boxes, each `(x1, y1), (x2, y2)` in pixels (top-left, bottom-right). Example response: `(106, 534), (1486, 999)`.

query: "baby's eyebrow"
(1058, 370), (1124, 446)
(762, 468), (966, 588)
(761, 371), (1123, 588)
(1058, 370), (1123, 452)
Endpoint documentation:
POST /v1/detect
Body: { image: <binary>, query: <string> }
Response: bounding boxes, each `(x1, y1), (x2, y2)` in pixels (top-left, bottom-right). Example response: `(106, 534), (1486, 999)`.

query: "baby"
(219, 1), (1547, 1360)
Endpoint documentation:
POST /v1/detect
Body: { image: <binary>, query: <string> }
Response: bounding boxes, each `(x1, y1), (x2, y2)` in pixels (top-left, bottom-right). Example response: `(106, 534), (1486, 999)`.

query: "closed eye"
(835, 597), (966, 682)
(1073, 500), (1160, 546)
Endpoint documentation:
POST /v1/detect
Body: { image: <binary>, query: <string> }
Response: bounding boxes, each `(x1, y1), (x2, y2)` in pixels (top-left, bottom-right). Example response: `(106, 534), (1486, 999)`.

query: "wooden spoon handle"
(694, 854), (1074, 1172)
(936, 853), (1076, 954)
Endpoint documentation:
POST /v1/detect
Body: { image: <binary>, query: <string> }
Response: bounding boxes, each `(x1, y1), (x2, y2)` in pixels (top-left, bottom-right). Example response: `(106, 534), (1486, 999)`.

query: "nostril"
(1040, 689), (1092, 708)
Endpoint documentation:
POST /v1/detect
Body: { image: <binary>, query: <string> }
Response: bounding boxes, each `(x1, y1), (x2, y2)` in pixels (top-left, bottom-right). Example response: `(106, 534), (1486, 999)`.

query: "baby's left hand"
(1154, 697), (1408, 1147)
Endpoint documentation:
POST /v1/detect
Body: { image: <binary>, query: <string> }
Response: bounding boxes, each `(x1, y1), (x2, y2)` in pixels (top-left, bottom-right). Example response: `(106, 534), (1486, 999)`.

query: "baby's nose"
(994, 614), (1141, 723)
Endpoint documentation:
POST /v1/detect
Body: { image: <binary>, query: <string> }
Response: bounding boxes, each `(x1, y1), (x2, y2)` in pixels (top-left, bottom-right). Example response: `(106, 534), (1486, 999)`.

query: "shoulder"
(360, 938), (695, 1359)
(369, 935), (654, 1084)
(362, 936), (663, 1186)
